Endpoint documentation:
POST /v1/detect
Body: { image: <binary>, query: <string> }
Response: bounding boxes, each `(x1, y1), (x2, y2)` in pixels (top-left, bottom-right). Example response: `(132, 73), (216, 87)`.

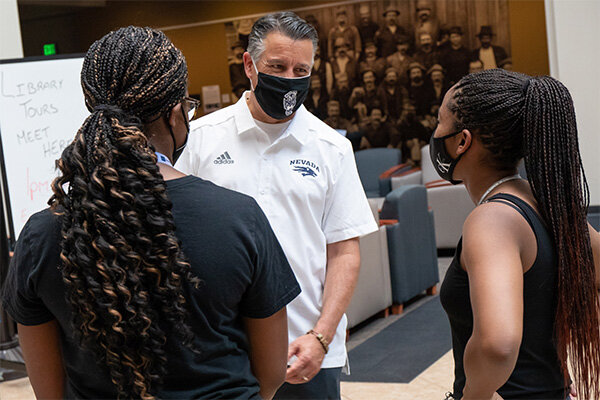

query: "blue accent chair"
(354, 148), (402, 198)
(380, 185), (439, 311)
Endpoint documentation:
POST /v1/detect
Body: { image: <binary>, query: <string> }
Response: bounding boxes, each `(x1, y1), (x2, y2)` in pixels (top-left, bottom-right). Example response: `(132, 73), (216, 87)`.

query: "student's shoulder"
(20, 208), (61, 242)
(12, 209), (62, 264)
(170, 175), (260, 209)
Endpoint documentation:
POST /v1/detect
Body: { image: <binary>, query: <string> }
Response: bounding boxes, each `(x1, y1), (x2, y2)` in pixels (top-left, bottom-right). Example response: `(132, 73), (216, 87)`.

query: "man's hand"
(284, 334), (326, 384)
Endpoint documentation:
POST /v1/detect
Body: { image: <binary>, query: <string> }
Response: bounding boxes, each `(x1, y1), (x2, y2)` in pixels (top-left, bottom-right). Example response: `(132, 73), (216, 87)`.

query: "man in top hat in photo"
(328, 6), (361, 61)
(439, 26), (471, 85)
(348, 69), (382, 121)
(377, 66), (410, 125)
(332, 37), (359, 90)
(407, 61), (435, 117)
(472, 25), (508, 69)
(386, 34), (413, 87)
(357, 3), (380, 50)
(426, 63), (449, 105)
(413, 31), (439, 71)
(414, 0), (440, 50)
(375, 4), (409, 58)
(360, 41), (387, 83)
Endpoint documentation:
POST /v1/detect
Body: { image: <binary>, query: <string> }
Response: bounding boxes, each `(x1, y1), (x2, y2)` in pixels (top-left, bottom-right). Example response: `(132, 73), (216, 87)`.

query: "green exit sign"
(43, 43), (56, 56)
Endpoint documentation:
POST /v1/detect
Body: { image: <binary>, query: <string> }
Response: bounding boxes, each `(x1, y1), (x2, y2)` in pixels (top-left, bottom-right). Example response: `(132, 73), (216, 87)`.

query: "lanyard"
(155, 152), (173, 167)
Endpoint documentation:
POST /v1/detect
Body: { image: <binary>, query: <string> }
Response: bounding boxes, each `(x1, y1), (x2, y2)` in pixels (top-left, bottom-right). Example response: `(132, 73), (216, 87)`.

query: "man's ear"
(456, 129), (472, 156)
(168, 103), (183, 128)
(243, 52), (255, 80)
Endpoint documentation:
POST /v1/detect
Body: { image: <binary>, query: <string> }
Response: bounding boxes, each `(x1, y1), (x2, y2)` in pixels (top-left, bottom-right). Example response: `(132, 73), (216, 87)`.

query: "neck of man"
(247, 91), (294, 124)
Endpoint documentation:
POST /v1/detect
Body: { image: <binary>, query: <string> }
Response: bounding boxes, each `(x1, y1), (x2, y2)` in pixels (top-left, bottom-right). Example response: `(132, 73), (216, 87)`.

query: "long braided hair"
(49, 26), (199, 399)
(448, 68), (600, 398)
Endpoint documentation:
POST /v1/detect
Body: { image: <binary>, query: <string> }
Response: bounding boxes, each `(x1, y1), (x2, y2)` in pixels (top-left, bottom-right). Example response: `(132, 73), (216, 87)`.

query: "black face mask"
(169, 107), (189, 164)
(429, 129), (465, 184)
(252, 60), (310, 120)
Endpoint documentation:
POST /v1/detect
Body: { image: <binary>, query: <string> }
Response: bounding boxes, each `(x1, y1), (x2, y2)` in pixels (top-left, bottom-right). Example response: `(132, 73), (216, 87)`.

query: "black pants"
(274, 367), (342, 400)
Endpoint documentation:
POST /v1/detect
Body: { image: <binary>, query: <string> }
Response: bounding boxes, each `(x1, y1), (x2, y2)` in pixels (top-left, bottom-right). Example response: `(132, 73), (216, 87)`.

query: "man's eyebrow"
(265, 58), (286, 65)
(265, 58), (310, 69)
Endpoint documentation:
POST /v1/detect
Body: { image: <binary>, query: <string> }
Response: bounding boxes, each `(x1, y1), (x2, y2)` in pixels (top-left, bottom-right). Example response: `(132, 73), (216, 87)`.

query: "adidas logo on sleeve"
(214, 151), (235, 164)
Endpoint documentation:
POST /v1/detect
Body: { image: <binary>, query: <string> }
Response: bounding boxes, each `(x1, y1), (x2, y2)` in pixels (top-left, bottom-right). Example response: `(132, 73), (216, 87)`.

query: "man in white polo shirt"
(177, 12), (377, 399)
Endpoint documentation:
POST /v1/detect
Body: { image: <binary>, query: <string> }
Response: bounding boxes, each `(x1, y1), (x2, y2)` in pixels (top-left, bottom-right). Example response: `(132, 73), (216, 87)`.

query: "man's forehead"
(262, 32), (313, 61)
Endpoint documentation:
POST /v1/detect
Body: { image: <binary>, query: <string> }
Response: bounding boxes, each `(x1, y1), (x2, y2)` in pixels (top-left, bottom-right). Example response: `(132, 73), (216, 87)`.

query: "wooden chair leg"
(426, 285), (438, 296)
(383, 307), (390, 318)
(390, 303), (404, 315)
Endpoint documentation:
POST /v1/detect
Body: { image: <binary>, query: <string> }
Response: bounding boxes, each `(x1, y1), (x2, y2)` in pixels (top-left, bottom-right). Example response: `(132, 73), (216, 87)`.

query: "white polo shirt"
(176, 93), (377, 368)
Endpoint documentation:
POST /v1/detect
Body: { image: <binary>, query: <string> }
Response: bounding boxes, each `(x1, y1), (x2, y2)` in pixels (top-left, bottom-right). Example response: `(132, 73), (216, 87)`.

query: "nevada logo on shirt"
(290, 159), (319, 178)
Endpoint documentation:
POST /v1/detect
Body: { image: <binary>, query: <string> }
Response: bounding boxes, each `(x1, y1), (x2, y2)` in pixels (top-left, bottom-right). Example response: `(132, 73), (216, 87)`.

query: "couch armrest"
(379, 163), (413, 179)
(391, 170), (423, 190)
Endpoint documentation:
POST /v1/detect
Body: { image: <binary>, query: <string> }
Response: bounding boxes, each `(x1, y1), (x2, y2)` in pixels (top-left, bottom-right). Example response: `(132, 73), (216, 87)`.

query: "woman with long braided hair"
(2, 26), (299, 399)
(436, 69), (600, 400)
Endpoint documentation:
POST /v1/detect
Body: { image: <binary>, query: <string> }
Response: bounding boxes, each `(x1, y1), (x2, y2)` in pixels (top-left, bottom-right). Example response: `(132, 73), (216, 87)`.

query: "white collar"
(234, 91), (312, 146)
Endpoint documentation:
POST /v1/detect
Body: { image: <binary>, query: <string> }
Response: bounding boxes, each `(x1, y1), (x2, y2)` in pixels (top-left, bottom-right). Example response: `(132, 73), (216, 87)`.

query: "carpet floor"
(342, 296), (452, 383)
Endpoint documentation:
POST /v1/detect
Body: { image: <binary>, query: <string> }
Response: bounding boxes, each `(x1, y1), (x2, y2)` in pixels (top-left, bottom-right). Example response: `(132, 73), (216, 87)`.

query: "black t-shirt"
(2, 175), (301, 399)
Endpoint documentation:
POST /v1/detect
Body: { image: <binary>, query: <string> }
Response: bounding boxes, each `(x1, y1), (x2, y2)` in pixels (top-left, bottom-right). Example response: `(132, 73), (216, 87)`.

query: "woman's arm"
(244, 308), (288, 400)
(18, 320), (65, 399)
(461, 205), (527, 400)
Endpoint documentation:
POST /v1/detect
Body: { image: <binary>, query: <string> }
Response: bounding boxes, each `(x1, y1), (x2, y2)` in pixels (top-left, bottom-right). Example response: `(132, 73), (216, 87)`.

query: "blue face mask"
(429, 129), (465, 185)
(251, 59), (311, 120)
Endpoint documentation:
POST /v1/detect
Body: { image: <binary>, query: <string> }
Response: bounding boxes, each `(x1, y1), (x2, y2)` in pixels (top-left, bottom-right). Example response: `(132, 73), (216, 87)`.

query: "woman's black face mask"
(251, 58), (310, 120)
(429, 129), (466, 184)
(168, 107), (189, 164)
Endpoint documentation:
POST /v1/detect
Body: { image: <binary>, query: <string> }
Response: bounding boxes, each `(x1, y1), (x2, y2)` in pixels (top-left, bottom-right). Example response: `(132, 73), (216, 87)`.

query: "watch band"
(307, 329), (329, 354)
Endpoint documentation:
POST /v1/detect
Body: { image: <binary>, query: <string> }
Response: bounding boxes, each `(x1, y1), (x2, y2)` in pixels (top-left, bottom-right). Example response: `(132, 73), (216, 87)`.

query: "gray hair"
(247, 12), (318, 63)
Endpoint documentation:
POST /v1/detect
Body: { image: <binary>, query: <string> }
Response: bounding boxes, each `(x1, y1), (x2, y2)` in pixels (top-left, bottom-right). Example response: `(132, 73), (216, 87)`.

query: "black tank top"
(440, 193), (568, 399)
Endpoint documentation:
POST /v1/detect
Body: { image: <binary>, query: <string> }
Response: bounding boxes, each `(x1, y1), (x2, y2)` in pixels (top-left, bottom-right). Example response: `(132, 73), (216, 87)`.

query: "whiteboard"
(0, 55), (88, 244)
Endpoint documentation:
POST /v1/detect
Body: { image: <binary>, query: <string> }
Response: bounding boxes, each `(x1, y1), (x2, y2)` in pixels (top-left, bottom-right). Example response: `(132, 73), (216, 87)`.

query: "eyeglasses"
(183, 96), (201, 122)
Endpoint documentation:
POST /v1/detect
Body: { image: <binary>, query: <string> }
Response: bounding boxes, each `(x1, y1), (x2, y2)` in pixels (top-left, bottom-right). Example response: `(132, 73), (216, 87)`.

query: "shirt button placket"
(258, 154), (269, 200)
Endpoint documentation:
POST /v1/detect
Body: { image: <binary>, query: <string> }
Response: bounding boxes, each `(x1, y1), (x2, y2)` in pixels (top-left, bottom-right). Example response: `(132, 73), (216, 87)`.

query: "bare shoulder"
(463, 200), (528, 239)
(462, 201), (533, 271)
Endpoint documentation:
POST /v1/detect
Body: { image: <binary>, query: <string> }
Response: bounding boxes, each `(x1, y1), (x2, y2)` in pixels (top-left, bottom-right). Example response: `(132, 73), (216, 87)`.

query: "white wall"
(545, 0), (600, 205)
(1, 0), (23, 239)
(0, 0), (23, 60)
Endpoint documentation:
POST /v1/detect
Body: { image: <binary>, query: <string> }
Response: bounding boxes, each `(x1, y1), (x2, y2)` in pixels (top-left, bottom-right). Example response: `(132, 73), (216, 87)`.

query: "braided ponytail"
(49, 26), (199, 399)
(522, 76), (600, 399)
(451, 69), (600, 399)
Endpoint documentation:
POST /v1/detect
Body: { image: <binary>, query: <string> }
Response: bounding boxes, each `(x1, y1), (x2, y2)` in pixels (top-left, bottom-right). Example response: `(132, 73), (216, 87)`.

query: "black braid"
(450, 69), (600, 398)
(49, 26), (199, 399)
